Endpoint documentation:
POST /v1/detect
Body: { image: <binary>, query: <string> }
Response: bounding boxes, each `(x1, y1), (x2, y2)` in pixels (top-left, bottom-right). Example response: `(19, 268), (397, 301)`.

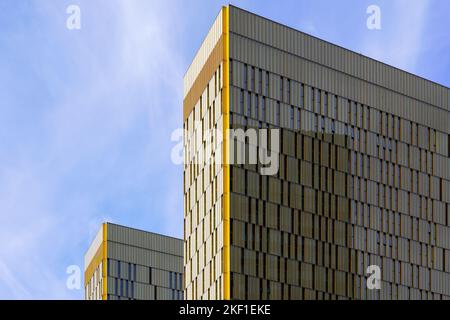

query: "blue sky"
(0, 0), (448, 299)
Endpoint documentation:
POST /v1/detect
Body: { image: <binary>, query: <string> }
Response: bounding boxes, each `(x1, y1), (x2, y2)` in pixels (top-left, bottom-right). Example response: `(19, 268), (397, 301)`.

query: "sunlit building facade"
(85, 223), (183, 300)
(183, 5), (450, 300)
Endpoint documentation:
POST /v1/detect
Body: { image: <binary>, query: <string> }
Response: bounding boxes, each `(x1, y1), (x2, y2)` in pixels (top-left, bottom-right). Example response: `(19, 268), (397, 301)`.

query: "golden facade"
(183, 5), (450, 300)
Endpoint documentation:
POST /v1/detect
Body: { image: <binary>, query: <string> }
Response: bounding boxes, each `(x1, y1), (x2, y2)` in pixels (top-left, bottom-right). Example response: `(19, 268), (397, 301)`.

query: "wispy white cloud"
(0, 0), (186, 299)
(0, 260), (32, 299)
(0, 0), (446, 300)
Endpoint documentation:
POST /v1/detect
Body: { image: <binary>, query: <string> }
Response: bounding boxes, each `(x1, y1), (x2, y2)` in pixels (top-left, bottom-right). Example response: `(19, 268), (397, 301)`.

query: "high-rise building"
(183, 5), (450, 300)
(85, 223), (183, 300)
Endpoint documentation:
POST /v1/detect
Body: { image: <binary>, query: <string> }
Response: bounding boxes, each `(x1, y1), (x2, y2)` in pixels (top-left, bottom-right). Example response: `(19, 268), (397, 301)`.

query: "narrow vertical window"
(243, 64), (248, 90)
(258, 69), (263, 93)
(276, 102), (280, 126)
(174, 273), (178, 291)
(255, 95), (259, 119)
(287, 79), (291, 104)
(448, 134), (450, 157)
(262, 97), (266, 121)
(214, 70), (217, 97)
(128, 263), (131, 281)
(240, 89), (244, 115)
(280, 76), (284, 101)
(333, 95), (338, 118)
(300, 83), (304, 108)
(247, 92), (251, 117)
(207, 84), (210, 107)
(316, 89), (321, 113)
(290, 106), (294, 129)
(251, 66), (255, 91)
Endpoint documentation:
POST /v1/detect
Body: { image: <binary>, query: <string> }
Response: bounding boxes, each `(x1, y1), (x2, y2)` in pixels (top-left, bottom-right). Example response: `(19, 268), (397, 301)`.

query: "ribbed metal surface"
(229, 6), (449, 134)
(107, 223), (183, 257)
(184, 10), (223, 98)
(226, 6), (450, 300)
(182, 4), (450, 300)
(229, 6), (449, 111)
(104, 223), (183, 300)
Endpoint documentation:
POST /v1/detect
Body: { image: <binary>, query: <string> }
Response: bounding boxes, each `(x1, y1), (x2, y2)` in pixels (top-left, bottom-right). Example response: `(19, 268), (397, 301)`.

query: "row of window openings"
(189, 91), (446, 162)
(229, 270), (435, 300)
(237, 62), (348, 116)
(230, 215), (431, 252)
(86, 277), (102, 300)
(234, 163), (440, 218)
(234, 89), (446, 155)
(238, 61), (371, 123)
(186, 148), (443, 214)
(190, 65), (222, 130)
(231, 161), (448, 214)
(231, 105), (388, 153)
(231, 181), (444, 242)
(229, 171), (439, 239)
(237, 63), (272, 98)
(185, 134), (445, 208)
(233, 200), (440, 249)
(235, 62), (449, 151)
(114, 278), (135, 299)
(112, 279), (183, 300)
(231, 139), (444, 200)
(108, 259), (137, 282)
(188, 275), (223, 300)
(230, 224), (438, 277)
(187, 237), (219, 278)
(168, 271), (183, 290)
(109, 259), (182, 290)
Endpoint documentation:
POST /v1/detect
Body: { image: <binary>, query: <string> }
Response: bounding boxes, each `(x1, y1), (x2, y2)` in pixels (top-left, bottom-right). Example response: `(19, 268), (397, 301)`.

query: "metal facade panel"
(229, 6), (449, 111)
(225, 5), (450, 300)
(230, 34), (449, 134)
(184, 11), (223, 98)
(84, 224), (103, 270)
(86, 223), (183, 300)
(107, 223), (183, 257)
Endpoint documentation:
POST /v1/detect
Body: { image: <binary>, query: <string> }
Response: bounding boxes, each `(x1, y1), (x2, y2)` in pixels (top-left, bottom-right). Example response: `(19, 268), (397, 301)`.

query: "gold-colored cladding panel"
(102, 223), (107, 300)
(84, 244), (103, 287)
(84, 223), (108, 300)
(222, 5), (230, 301)
(183, 38), (224, 121)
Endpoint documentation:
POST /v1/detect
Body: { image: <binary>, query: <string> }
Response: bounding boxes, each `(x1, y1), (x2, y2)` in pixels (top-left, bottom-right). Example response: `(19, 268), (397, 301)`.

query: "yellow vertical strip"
(222, 5), (230, 301)
(102, 223), (108, 300)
